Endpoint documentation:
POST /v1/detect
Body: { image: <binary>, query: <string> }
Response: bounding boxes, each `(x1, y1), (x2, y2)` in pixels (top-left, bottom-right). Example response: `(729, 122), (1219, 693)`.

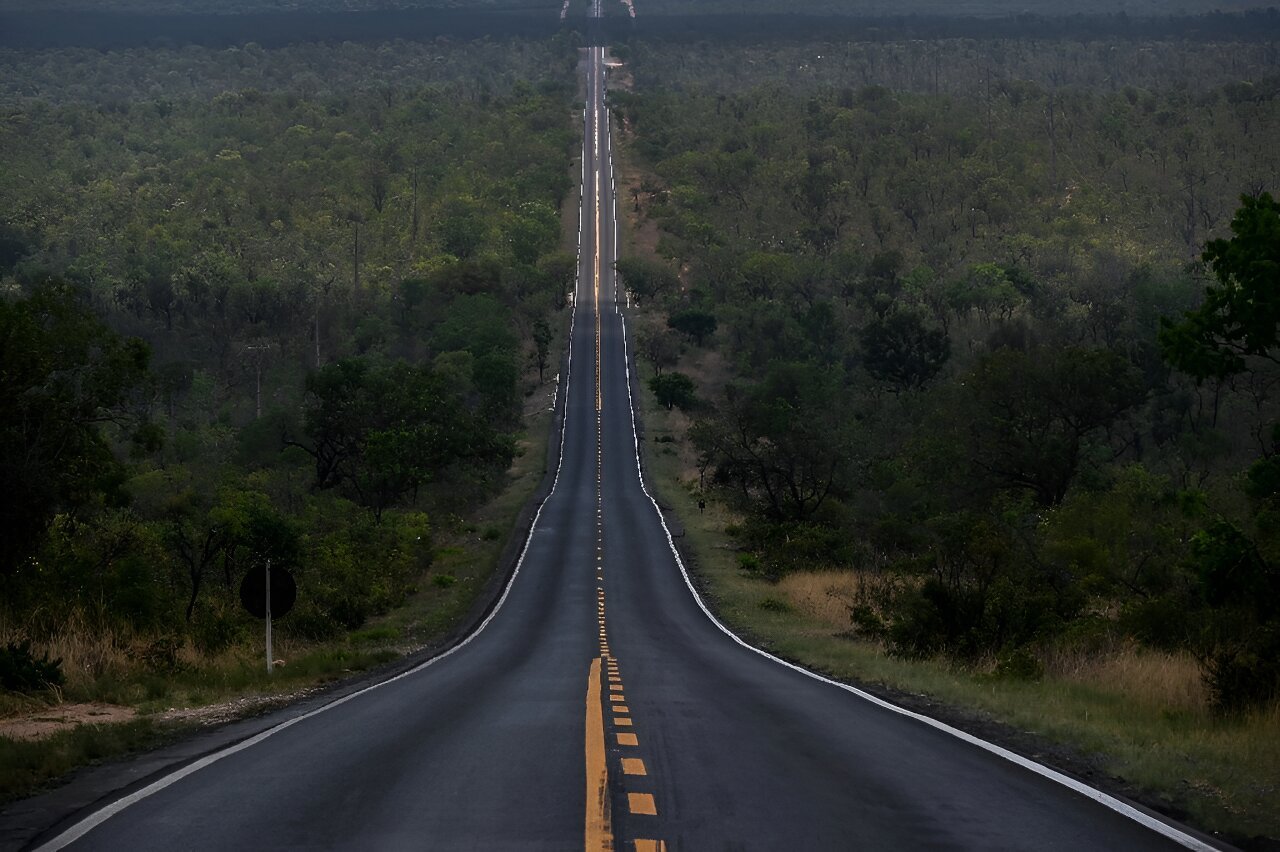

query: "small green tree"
(615, 257), (678, 305)
(668, 309), (717, 346)
(532, 318), (553, 383)
(1160, 192), (1280, 379)
(650, 372), (696, 411)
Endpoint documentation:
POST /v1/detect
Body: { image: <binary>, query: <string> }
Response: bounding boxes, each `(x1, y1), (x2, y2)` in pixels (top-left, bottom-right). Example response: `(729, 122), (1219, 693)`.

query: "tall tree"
(1160, 193), (1280, 380)
(0, 284), (149, 574)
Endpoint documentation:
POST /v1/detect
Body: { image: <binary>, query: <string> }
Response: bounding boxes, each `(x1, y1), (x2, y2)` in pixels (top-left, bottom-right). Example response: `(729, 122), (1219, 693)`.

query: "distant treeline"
(0, 9), (559, 50)
(2, 8), (1279, 49)
(609, 9), (1280, 45)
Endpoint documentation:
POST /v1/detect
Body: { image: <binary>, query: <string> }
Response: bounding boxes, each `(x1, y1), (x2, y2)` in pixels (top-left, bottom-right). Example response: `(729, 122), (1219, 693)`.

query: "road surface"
(24, 33), (1219, 852)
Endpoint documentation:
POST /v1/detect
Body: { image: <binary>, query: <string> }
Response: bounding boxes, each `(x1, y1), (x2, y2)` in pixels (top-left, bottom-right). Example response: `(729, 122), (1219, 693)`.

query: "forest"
(0, 36), (578, 715)
(1, 2), (1278, 837)
(611, 36), (1280, 717)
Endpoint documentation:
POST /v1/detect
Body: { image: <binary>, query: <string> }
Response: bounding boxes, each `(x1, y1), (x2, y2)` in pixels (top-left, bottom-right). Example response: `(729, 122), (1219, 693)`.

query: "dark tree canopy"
(959, 347), (1144, 506)
(667, 308), (718, 346)
(693, 362), (856, 522)
(649, 371), (696, 411)
(296, 358), (513, 519)
(616, 256), (679, 305)
(861, 308), (951, 390)
(1160, 192), (1280, 379)
(0, 284), (150, 574)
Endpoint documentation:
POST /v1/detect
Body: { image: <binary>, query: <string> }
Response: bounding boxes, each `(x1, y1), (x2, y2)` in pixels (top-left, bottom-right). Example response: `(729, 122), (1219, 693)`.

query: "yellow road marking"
(616, 732), (638, 746)
(615, 718), (633, 727)
(613, 705), (629, 714)
(610, 684), (623, 691)
(628, 793), (657, 816)
(621, 758), (647, 776)
(584, 657), (612, 851)
(634, 841), (666, 852)
(609, 695), (624, 702)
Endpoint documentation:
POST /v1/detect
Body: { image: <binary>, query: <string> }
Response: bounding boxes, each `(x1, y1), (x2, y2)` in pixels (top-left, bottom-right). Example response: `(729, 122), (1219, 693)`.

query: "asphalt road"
(25, 37), (1220, 852)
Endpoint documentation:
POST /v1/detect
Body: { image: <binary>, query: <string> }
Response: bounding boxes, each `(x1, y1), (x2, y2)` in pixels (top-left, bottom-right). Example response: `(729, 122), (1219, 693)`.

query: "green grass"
(0, 719), (182, 804)
(635, 359), (1280, 843)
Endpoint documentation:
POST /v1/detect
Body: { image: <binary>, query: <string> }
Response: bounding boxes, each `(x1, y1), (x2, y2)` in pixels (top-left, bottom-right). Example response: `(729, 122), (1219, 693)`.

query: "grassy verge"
(634, 362), (1280, 842)
(0, 719), (182, 802)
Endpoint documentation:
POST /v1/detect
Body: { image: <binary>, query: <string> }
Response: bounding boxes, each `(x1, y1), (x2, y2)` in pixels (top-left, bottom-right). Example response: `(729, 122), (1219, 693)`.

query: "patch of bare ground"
(604, 53), (633, 91)
(157, 687), (325, 728)
(610, 114), (664, 265)
(0, 704), (137, 742)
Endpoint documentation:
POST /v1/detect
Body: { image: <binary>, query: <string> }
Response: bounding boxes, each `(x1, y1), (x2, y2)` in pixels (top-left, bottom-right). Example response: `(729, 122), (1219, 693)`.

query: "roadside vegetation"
(0, 36), (576, 800)
(613, 33), (1280, 842)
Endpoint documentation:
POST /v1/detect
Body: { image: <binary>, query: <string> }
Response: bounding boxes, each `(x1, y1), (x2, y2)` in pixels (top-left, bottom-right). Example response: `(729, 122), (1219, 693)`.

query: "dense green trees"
(0, 284), (150, 576)
(295, 359), (512, 520)
(1155, 193), (1280, 711)
(0, 37), (576, 649)
(1161, 193), (1280, 379)
(622, 46), (1279, 710)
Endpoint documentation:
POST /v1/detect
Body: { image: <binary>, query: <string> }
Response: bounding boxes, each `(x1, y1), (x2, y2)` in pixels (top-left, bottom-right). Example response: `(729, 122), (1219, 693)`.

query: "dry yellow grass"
(775, 570), (866, 631)
(0, 612), (132, 702)
(1044, 645), (1209, 716)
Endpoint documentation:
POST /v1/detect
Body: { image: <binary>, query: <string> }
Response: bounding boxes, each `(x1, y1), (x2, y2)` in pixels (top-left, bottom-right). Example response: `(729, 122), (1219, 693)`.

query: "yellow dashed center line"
(628, 793), (657, 816)
(584, 657), (611, 851)
(584, 45), (664, 852)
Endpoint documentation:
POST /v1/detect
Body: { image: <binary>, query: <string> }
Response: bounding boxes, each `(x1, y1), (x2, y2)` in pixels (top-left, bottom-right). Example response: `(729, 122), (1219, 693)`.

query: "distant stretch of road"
(21, 10), (1223, 852)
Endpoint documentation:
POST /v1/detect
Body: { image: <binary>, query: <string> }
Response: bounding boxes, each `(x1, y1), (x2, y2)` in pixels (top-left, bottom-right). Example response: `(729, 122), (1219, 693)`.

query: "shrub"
(1202, 635), (1280, 714)
(992, 647), (1045, 681)
(0, 641), (64, 692)
(138, 636), (185, 675)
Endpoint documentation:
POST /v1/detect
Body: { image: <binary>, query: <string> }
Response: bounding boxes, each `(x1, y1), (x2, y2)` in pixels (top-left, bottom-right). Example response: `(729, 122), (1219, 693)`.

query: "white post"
(265, 558), (273, 674)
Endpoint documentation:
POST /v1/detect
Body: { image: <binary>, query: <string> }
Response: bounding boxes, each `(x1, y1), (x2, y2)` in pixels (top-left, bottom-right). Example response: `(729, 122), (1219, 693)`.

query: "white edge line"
(605, 142), (1221, 852)
(34, 76), (598, 852)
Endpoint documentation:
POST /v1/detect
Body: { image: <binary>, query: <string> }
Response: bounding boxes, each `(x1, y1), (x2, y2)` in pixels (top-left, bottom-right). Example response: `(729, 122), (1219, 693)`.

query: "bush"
(0, 641), (64, 692)
(1203, 634), (1280, 714)
(992, 647), (1045, 681)
(738, 520), (856, 580)
(137, 636), (185, 675)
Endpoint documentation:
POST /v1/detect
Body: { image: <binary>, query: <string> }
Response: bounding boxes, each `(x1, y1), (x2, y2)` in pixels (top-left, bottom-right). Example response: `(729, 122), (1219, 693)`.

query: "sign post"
(265, 558), (273, 674)
(240, 561), (295, 674)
